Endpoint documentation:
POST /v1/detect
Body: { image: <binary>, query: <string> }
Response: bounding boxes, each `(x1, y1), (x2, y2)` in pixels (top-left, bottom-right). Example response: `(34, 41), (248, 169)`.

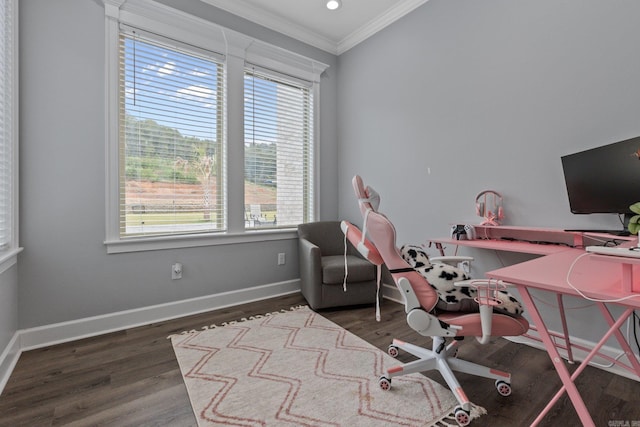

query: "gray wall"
(17, 0), (338, 328)
(337, 0), (640, 342)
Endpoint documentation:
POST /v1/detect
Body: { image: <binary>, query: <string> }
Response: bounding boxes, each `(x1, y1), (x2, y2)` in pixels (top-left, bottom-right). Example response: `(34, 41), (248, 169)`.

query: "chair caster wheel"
(454, 406), (471, 426)
(387, 345), (399, 358)
(378, 376), (391, 391)
(495, 380), (512, 396)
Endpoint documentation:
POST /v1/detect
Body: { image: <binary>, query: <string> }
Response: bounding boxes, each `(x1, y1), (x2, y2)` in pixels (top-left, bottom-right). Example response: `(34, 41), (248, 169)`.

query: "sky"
(122, 34), (288, 145)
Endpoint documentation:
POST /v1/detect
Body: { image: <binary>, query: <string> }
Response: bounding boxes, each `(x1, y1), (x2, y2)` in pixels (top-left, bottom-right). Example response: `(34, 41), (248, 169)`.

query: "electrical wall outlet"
(172, 263), (183, 280)
(277, 253), (285, 265)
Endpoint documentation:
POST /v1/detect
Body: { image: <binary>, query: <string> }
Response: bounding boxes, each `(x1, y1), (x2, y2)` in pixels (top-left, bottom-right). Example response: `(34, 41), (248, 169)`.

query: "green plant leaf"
(629, 219), (640, 235)
(630, 202), (640, 215)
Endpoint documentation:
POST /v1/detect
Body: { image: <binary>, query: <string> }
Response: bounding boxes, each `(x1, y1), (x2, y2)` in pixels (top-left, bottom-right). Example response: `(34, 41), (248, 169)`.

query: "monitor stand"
(564, 228), (631, 236)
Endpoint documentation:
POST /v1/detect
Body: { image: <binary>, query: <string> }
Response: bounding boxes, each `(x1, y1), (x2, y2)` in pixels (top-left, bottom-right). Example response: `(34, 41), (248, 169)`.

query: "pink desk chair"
(345, 175), (529, 426)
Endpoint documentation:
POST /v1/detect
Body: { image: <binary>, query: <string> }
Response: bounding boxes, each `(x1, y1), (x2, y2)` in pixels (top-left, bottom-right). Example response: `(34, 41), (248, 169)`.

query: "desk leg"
(556, 294), (574, 364)
(597, 304), (640, 376)
(517, 286), (595, 427)
(539, 304), (634, 427)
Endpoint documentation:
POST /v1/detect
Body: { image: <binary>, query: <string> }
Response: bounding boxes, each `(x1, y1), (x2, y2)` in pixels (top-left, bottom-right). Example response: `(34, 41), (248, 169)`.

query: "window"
(103, 0), (328, 252)
(119, 29), (225, 238)
(0, 0), (19, 268)
(244, 67), (314, 229)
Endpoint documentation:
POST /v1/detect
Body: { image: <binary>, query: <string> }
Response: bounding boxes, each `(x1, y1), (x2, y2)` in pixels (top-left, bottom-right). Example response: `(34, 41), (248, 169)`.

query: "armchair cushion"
(322, 255), (376, 285)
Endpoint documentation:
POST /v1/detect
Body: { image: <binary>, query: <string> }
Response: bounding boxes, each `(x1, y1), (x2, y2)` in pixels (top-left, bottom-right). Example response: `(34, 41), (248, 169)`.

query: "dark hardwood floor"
(1, 293), (638, 426)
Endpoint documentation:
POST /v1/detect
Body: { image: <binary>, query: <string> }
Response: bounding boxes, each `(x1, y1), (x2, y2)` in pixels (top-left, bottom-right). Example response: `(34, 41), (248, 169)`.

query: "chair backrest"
(297, 221), (346, 256)
(352, 175), (439, 312)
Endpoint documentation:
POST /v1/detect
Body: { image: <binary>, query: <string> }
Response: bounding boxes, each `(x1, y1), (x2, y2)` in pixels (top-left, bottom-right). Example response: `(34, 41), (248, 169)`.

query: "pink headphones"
(476, 190), (504, 225)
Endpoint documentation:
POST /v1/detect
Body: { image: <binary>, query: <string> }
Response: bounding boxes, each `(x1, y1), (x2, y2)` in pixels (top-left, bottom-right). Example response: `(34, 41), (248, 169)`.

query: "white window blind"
(0, 0), (15, 250)
(119, 29), (226, 238)
(244, 66), (314, 229)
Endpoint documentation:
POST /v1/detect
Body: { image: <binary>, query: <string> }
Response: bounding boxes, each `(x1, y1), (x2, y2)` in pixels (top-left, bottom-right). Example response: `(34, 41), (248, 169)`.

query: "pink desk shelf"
(431, 225), (635, 256)
(431, 237), (571, 256)
(589, 253), (640, 293)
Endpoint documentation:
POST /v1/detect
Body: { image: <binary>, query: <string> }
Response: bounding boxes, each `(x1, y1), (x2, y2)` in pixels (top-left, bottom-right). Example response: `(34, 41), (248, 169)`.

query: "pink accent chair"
(347, 175), (529, 426)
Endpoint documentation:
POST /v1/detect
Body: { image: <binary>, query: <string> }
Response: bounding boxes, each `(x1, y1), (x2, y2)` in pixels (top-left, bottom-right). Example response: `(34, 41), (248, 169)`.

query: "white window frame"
(243, 65), (316, 230)
(0, 0), (22, 274)
(102, 0), (328, 254)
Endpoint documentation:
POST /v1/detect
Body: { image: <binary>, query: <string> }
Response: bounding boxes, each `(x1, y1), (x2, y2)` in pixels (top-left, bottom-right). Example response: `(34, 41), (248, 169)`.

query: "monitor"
(561, 136), (640, 233)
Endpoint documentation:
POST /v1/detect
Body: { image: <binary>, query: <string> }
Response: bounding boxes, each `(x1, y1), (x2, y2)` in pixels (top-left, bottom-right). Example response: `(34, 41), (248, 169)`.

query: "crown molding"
(199, 0), (337, 54)
(337, 0), (429, 55)
(199, 0), (430, 56)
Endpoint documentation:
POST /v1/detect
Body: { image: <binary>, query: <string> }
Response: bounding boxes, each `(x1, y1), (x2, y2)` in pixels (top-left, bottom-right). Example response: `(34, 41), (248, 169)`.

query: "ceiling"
(200, 0), (429, 55)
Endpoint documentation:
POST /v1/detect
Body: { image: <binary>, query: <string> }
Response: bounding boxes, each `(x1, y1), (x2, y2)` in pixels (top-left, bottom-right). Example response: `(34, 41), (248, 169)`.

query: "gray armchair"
(298, 221), (379, 310)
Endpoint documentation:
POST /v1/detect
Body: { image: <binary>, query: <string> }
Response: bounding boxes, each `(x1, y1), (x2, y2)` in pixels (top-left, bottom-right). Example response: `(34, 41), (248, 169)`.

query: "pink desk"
(487, 248), (640, 427)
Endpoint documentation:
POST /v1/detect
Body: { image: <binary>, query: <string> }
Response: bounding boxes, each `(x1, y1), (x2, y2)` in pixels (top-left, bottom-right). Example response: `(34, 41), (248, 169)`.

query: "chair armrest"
(476, 305), (494, 344)
(398, 277), (459, 337)
(469, 279), (507, 344)
(299, 238), (321, 272)
(406, 309), (459, 337)
(298, 237), (323, 303)
(453, 279), (474, 287)
(396, 277), (421, 312)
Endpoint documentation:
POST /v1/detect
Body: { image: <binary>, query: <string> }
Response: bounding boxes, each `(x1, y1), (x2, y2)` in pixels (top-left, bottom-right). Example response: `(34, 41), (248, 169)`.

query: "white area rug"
(170, 306), (485, 426)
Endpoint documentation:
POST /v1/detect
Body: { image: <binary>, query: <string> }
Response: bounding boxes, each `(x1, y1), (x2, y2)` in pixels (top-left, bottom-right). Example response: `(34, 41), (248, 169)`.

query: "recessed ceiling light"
(326, 0), (342, 11)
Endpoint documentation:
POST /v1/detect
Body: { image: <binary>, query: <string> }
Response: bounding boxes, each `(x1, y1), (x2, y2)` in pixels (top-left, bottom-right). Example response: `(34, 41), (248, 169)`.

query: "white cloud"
(175, 85), (216, 109)
(157, 61), (176, 76)
(177, 85), (213, 99)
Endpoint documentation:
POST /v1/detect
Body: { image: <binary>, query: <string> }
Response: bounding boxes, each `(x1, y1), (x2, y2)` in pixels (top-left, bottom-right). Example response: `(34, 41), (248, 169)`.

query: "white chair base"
(380, 336), (513, 420)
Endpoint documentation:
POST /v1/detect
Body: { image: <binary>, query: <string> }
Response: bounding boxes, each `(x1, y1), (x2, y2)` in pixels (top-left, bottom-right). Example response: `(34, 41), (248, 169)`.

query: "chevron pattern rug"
(170, 306), (485, 426)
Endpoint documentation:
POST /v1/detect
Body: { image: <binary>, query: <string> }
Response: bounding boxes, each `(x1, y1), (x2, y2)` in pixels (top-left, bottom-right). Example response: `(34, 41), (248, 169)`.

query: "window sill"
(104, 229), (298, 254)
(0, 247), (23, 275)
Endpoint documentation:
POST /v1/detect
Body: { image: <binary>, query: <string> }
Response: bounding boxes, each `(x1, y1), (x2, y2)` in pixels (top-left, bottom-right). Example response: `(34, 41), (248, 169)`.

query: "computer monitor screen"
(561, 136), (640, 218)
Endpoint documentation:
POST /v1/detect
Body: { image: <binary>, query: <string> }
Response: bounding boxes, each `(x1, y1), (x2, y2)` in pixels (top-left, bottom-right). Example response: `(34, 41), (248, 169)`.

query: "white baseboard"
(0, 279), (300, 395)
(382, 282), (403, 304)
(0, 332), (21, 394)
(506, 333), (640, 382)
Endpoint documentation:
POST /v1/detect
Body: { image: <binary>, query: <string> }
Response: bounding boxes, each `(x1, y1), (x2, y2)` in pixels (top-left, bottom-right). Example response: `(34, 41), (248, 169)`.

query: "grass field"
(124, 180), (277, 228)
(125, 210), (277, 227)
